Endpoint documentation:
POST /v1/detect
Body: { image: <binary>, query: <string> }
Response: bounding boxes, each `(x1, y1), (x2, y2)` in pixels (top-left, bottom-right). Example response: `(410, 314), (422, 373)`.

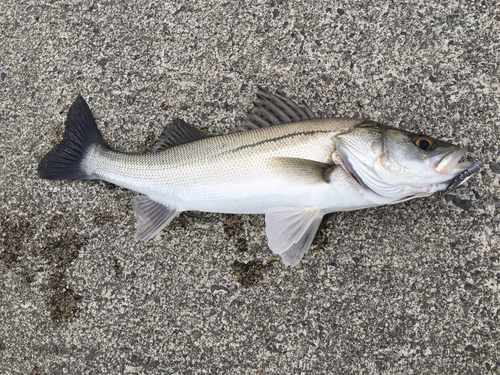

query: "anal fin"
(265, 207), (324, 267)
(131, 196), (179, 241)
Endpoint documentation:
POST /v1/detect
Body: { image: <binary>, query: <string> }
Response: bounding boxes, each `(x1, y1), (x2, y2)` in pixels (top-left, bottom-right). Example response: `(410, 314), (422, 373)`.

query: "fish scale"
(86, 119), (365, 213)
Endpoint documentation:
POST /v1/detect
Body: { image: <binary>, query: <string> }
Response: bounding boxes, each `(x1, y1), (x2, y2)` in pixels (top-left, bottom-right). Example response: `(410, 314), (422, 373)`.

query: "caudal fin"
(38, 95), (108, 180)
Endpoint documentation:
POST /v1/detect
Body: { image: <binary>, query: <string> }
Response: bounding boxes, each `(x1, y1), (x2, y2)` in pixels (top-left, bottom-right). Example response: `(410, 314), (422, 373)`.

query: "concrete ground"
(1, 0), (499, 373)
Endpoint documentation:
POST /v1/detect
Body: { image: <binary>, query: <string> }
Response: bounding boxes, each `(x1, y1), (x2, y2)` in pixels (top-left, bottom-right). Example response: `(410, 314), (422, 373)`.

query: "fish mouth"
(429, 148), (482, 194)
(443, 162), (483, 193)
(430, 147), (471, 175)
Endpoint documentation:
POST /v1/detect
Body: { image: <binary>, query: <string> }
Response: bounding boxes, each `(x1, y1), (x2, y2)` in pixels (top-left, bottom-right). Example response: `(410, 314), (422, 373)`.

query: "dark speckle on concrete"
(126, 95), (135, 105)
(445, 195), (472, 210)
(1, 72), (6, 81)
(191, 330), (202, 340)
(489, 162), (500, 174)
(464, 345), (477, 353)
(472, 189), (480, 199)
(298, 349), (306, 359)
(112, 259), (123, 278)
(97, 58), (108, 67)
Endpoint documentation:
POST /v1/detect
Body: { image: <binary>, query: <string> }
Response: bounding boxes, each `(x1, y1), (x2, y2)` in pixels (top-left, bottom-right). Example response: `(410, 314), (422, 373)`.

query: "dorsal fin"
(238, 86), (319, 131)
(152, 118), (208, 152)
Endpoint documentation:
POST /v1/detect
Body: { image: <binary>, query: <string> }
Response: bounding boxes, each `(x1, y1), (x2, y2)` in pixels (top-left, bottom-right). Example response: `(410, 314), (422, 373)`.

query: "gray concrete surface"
(1, 0), (499, 373)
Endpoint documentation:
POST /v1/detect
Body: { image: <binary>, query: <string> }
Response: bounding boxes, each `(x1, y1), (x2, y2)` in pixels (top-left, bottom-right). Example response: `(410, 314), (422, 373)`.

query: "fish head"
(334, 122), (474, 200)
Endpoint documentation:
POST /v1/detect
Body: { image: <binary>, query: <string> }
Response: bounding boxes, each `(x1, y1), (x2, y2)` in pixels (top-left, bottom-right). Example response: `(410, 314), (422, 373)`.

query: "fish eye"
(414, 135), (433, 150)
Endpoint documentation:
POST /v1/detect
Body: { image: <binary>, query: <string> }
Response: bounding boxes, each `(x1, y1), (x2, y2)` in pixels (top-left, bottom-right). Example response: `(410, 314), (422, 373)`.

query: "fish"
(37, 88), (481, 266)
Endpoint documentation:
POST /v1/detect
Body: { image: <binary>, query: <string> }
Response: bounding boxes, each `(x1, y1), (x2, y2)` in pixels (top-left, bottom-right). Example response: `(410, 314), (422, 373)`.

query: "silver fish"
(38, 88), (481, 266)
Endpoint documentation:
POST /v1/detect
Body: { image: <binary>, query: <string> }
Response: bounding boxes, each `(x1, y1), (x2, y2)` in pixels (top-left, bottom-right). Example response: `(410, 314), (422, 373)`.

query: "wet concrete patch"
(309, 218), (329, 253)
(137, 133), (157, 153)
(94, 211), (114, 227)
(112, 258), (123, 277)
(45, 268), (82, 323)
(224, 215), (249, 252)
(35, 232), (86, 323)
(233, 237), (248, 253)
(223, 215), (244, 237)
(2, 213), (86, 323)
(231, 259), (276, 288)
(0, 215), (32, 269)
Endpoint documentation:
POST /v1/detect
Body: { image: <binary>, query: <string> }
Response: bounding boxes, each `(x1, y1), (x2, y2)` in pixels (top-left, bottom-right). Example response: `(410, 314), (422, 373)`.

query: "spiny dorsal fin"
(238, 86), (319, 131)
(152, 118), (208, 152)
(131, 196), (179, 241)
(265, 207), (324, 267)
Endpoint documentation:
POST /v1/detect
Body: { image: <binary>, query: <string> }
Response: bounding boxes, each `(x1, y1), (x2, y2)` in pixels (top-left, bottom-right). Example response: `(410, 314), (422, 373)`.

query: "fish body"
(86, 118), (390, 214)
(38, 88), (480, 266)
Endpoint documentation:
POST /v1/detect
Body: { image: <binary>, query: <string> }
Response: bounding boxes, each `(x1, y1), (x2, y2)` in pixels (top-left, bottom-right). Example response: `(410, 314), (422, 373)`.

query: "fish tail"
(38, 95), (108, 180)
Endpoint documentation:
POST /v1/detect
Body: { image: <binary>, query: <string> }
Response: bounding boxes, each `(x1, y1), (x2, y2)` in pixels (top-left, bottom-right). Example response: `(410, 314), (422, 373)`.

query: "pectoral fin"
(131, 196), (179, 241)
(267, 157), (336, 185)
(265, 207), (324, 266)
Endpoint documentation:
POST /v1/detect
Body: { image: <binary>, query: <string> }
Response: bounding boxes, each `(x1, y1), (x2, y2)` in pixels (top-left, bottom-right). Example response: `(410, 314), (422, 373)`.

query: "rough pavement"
(1, 1), (499, 373)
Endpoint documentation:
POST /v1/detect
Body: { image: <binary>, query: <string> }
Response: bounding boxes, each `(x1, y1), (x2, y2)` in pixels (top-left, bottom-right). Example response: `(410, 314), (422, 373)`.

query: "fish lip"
(431, 147), (468, 174)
